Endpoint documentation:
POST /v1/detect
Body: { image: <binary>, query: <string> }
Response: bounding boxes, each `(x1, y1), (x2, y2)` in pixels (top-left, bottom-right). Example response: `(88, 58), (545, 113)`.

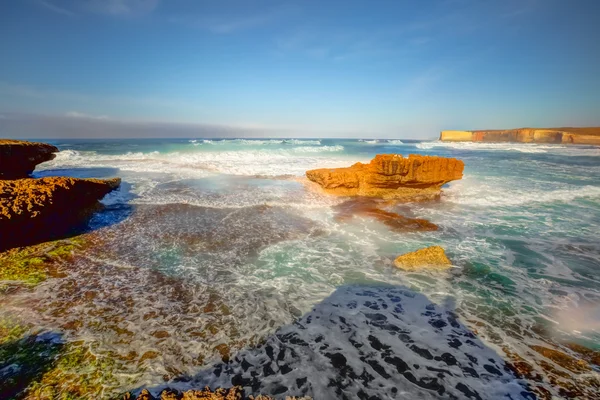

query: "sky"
(0, 0), (599, 139)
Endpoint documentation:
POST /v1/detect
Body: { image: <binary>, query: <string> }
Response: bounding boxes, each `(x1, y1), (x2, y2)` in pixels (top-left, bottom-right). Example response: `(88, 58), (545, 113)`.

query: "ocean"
(4, 138), (600, 398)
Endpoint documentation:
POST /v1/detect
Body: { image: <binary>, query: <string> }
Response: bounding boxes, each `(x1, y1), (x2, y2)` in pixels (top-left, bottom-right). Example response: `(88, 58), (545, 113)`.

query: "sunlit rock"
(0, 177), (121, 250)
(393, 246), (452, 271)
(306, 154), (464, 200)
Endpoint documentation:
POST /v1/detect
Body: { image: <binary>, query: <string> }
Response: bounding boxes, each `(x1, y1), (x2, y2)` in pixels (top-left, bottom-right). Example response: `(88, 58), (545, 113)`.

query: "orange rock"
(306, 154), (464, 200)
(530, 345), (591, 374)
(0, 177), (121, 251)
(440, 127), (600, 145)
(393, 246), (452, 271)
(333, 198), (438, 232)
(0, 139), (58, 179)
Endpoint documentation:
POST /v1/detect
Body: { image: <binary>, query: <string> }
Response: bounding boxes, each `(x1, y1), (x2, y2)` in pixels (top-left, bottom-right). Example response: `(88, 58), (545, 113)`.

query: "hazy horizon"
(1, 0), (600, 139)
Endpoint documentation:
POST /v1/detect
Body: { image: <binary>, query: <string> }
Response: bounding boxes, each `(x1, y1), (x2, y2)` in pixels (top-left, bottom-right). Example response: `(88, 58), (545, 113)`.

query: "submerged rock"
(393, 246), (452, 271)
(333, 198), (438, 232)
(125, 387), (311, 399)
(0, 139), (58, 179)
(0, 177), (120, 251)
(306, 154), (464, 200)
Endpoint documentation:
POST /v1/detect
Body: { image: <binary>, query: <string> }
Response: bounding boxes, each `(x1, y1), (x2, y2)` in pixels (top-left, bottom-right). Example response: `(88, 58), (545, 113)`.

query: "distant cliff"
(439, 128), (600, 145)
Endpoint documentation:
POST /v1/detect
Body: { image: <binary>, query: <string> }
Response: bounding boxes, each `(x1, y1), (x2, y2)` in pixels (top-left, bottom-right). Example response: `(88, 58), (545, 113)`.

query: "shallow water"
(2, 138), (600, 398)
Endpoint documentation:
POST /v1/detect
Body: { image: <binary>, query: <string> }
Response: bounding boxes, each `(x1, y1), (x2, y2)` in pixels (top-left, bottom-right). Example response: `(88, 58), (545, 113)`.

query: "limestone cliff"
(0, 139), (59, 179)
(306, 154), (464, 200)
(440, 127), (600, 145)
(0, 177), (121, 251)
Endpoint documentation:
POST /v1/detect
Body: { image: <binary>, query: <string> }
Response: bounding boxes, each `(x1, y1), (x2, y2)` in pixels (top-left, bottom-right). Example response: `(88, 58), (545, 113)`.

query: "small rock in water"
(393, 246), (452, 271)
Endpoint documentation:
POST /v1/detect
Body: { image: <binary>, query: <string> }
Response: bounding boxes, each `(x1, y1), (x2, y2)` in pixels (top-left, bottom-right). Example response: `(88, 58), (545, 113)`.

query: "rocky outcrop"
(306, 154), (464, 200)
(0, 177), (121, 251)
(440, 127), (600, 145)
(393, 246), (452, 271)
(125, 387), (311, 400)
(0, 139), (58, 179)
(333, 198), (438, 232)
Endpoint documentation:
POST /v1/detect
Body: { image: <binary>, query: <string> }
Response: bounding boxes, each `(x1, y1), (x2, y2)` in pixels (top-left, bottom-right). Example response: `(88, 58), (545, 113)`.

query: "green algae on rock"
(0, 238), (82, 289)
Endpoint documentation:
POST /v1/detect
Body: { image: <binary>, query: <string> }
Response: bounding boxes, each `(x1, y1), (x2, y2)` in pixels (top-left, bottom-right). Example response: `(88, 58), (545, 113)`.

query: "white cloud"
(35, 0), (159, 17)
(38, 0), (77, 17)
(170, 4), (296, 34)
(85, 0), (160, 16)
(65, 111), (109, 120)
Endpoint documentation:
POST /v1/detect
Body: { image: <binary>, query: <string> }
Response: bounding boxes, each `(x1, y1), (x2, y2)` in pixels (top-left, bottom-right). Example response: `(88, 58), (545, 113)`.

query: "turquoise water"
(10, 138), (600, 397)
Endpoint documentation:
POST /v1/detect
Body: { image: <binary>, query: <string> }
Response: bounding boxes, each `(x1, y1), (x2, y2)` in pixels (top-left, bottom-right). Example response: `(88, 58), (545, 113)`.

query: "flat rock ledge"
(306, 154), (464, 200)
(0, 139), (59, 179)
(0, 176), (121, 251)
(124, 387), (312, 400)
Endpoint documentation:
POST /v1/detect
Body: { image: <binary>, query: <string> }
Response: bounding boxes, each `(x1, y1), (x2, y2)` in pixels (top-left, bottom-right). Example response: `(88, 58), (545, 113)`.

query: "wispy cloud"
(35, 0), (159, 17)
(65, 111), (109, 120)
(85, 0), (160, 16)
(0, 81), (203, 116)
(37, 0), (76, 17)
(169, 4), (296, 34)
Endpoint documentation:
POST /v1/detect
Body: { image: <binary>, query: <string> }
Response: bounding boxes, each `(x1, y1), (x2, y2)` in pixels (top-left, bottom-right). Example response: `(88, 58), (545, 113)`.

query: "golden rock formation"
(306, 154), (464, 200)
(393, 246), (452, 271)
(0, 139), (59, 179)
(440, 127), (600, 145)
(0, 177), (121, 251)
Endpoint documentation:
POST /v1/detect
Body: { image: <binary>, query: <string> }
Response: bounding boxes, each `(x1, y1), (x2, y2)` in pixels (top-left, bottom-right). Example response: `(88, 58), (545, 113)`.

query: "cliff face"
(0, 139), (59, 179)
(306, 154), (464, 200)
(440, 128), (600, 145)
(0, 177), (121, 251)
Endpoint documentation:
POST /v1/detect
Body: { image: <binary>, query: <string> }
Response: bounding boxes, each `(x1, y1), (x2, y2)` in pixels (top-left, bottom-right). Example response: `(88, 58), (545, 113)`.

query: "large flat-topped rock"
(0, 139), (59, 179)
(306, 154), (464, 200)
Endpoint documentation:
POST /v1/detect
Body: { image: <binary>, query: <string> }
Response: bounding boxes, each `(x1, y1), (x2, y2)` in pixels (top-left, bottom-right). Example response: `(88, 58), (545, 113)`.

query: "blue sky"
(1, 0), (599, 138)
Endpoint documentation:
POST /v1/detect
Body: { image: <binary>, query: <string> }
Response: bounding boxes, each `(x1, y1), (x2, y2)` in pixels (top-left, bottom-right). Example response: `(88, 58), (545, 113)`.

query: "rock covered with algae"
(0, 177), (121, 251)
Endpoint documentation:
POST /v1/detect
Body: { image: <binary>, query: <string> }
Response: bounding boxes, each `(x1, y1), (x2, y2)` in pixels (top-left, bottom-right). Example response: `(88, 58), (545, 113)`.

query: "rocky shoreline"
(439, 127), (600, 145)
(0, 139), (121, 252)
(2, 140), (599, 399)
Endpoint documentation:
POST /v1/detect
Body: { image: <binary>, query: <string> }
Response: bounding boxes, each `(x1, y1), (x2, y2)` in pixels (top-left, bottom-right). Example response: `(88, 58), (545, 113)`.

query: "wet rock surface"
(332, 198), (438, 233)
(0, 139), (58, 179)
(0, 176), (121, 250)
(163, 286), (533, 399)
(394, 246), (452, 271)
(306, 154), (464, 200)
(125, 386), (312, 400)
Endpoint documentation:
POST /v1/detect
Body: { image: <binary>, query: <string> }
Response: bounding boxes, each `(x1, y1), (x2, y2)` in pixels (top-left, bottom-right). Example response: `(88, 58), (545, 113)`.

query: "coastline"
(440, 127), (600, 145)
(1, 138), (599, 399)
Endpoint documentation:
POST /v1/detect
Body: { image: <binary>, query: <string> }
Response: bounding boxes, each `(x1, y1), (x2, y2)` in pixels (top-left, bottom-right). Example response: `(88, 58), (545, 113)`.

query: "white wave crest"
(386, 139), (404, 145)
(416, 141), (553, 153)
(446, 180), (600, 207)
(284, 139), (322, 145)
(359, 139), (379, 144)
(43, 147), (351, 177)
